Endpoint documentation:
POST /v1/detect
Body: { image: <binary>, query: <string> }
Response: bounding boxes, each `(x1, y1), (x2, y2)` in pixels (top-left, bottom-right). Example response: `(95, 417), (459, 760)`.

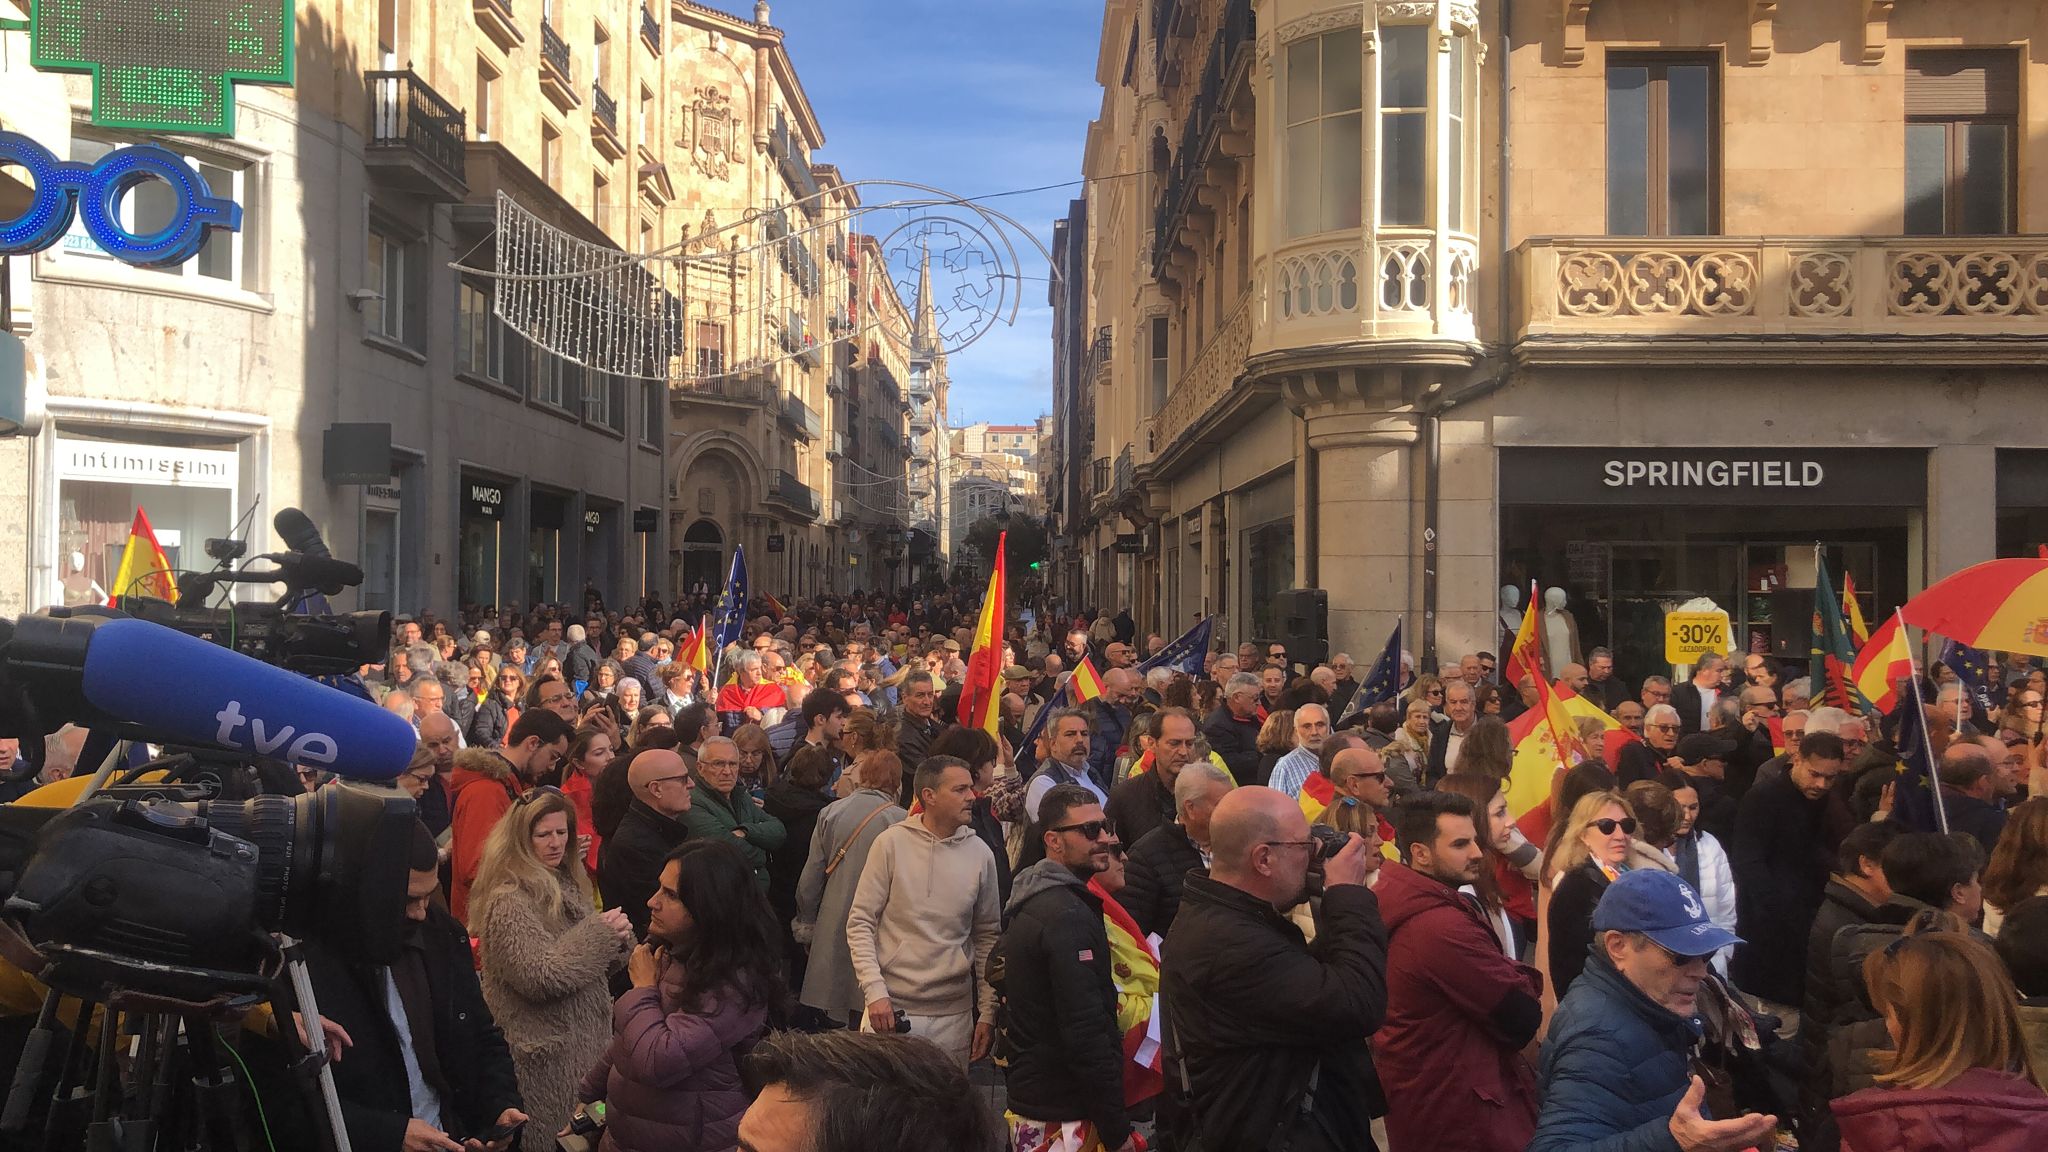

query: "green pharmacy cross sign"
(28, 0), (295, 136)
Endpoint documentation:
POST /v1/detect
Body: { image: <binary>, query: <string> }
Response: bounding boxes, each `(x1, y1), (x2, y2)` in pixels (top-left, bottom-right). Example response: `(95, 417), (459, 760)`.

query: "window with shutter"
(1905, 50), (2017, 235)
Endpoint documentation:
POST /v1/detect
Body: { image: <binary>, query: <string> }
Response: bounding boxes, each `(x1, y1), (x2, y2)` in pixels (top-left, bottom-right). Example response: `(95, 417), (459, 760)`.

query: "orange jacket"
(446, 747), (524, 924)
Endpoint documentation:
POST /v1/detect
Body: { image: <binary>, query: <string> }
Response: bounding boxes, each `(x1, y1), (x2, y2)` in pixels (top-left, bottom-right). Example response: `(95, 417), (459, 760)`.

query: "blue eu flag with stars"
(1338, 620), (1403, 727)
(1137, 617), (1213, 678)
(1890, 684), (1950, 834)
(712, 546), (749, 654)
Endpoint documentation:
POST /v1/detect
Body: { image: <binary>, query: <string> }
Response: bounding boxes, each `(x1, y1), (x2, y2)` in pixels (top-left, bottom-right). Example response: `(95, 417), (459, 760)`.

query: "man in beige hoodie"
(844, 753), (1003, 1066)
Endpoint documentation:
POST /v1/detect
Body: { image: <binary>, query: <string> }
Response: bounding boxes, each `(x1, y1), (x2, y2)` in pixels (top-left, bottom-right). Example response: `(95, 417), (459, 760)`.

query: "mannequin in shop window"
(1498, 586), (1524, 662)
(1541, 587), (1583, 680)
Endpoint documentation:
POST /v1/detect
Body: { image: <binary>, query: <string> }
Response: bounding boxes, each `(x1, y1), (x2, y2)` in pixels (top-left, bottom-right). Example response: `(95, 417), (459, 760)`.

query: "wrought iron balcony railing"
(366, 70), (467, 197)
(768, 470), (821, 519)
(640, 3), (660, 50)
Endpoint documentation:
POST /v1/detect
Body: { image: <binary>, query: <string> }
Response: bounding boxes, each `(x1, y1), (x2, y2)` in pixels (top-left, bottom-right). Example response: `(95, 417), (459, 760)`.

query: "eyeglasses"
(515, 784), (566, 807)
(1591, 818), (1637, 836)
(1260, 839), (1317, 853)
(1748, 700), (1779, 713)
(1050, 819), (1115, 840)
(1349, 770), (1389, 784)
(1648, 723), (1681, 733)
(540, 691), (574, 707)
(645, 774), (689, 788)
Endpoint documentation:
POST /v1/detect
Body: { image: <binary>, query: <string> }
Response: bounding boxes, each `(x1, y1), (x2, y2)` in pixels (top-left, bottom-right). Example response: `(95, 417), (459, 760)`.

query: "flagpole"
(1898, 612), (1950, 834)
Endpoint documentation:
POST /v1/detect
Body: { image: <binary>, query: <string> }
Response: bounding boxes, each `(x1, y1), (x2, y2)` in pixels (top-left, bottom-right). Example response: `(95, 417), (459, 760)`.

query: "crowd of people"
(243, 587), (2048, 1152)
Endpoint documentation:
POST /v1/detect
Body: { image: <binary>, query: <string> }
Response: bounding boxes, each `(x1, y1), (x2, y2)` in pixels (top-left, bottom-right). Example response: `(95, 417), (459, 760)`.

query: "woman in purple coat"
(573, 839), (785, 1151)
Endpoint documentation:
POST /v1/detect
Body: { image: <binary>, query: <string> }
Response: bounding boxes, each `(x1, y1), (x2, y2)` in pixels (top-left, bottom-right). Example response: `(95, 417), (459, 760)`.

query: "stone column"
(1927, 444), (1996, 581)
(1435, 412), (1499, 662)
(1305, 407), (1419, 661)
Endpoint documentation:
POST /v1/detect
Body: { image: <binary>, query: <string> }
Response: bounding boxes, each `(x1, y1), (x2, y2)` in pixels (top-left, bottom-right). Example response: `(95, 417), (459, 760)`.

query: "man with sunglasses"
(1529, 870), (1767, 1152)
(1161, 786), (1384, 1151)
(990, 784), (1136, 1152)
(447, 707), (574, 924)
(599, 748), (696, 940)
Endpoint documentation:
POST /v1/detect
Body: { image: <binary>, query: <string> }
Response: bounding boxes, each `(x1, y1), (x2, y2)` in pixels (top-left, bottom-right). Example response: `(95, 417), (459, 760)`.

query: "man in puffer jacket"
(1531, 869), (1776, 1152)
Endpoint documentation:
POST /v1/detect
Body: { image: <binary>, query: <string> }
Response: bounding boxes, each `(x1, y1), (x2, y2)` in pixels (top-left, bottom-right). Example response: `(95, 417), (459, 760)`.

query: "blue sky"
(763, 0), (1102, 426)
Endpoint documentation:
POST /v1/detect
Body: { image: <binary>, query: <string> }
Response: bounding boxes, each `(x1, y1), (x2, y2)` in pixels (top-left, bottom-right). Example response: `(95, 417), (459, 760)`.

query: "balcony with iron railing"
(767, 469), (821, 520)
(671, 362), (774, 408)
(366, 70), (467, 202)
(591, 81), (623, 160)
(1514, 236), (2048, 365)
(1091, 456), (1112, 496)
(640, 3), (661, 50)
(778, 391), (822, 441)
(770, 109), (821, 210)
(539, 21), (577, 110)
(1154, 0), (1254, 280)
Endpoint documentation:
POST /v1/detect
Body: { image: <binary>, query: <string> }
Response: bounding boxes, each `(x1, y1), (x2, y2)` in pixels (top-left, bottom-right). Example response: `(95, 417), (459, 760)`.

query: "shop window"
(1606, 55), (1718, 236)
(366, 224), (423, 347)
(457, 278), (503, 380)
(1378, 24), (1428, 228)
(1283, 27), (1363, 238)
(63, 137), (254, 287)
(1905, 50), (2017, 235)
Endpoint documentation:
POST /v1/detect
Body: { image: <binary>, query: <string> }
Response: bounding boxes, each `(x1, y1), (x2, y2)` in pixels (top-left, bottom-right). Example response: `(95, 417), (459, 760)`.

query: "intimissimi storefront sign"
(1499, 447), (1927, 507)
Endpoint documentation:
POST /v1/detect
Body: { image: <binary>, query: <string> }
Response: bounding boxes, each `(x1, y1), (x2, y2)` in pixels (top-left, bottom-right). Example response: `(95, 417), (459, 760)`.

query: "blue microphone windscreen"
(80, 618), (418, 779)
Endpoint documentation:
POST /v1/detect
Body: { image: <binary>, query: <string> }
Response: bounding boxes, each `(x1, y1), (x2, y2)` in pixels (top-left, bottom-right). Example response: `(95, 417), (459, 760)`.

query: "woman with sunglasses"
(471, 665), (524, 749)
(1831, 930), (2048, 1150)
(471, 789), (635, 1151)
(1544, 790), (1648, 999)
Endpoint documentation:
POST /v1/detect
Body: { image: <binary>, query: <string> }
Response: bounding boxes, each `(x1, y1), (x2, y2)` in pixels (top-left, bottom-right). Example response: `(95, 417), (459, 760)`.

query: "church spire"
(911, 245), (936, 354)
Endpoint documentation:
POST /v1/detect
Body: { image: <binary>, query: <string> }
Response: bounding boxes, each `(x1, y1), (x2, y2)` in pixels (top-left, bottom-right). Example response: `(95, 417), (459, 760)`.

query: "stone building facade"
(0, 0), (914, 617)
(1055, 0), (2048, 686)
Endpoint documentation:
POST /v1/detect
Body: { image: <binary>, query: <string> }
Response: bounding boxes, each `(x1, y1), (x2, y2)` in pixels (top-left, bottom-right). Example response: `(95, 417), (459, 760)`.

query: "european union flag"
(1338, 620), (1403, 727)
(1890, 684), (1949, 834)
(712, 546), (749, 654)
(1138, 617), (1213, 678)
(1939, 639), (1998, 721)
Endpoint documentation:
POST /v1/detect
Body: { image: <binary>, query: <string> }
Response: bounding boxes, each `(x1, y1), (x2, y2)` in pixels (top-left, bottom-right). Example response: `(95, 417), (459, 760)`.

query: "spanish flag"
(1069, 656), (1105, 704)
(677, 615), (711, 673)
(955, 532), (1006, 736)
(1500, 580), (1544, 690)
(108, 508), (178, 606)
(1505, 673), (1588, 849)
(1852, 610), (1914, 714)
(1843, 572), (1871, 648)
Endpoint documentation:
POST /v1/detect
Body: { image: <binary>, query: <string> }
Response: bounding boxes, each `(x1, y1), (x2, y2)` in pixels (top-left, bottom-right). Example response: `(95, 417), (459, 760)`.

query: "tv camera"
(0, 508), (422, 1152)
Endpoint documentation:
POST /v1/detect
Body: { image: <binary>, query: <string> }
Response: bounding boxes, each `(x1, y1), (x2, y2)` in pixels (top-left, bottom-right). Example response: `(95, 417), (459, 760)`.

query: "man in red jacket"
(446, 707), (573, 923)
(1373, 791), (1544, 1152)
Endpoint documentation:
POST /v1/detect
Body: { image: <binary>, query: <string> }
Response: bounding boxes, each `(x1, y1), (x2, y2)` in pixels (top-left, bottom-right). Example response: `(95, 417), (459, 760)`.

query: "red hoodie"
(446, 747), (525, 924)
(1834, 1068), (2048, 1152)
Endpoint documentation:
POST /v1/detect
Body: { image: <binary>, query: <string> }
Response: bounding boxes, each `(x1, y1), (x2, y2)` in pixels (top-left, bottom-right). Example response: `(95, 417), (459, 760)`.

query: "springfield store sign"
(1499, 447), (1927, 507)
(57, 439), (238, 488)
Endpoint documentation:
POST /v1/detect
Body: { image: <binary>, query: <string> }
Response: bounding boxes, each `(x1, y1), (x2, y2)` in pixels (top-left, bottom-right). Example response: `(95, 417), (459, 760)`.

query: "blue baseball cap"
(1591, 870), (1741, 957)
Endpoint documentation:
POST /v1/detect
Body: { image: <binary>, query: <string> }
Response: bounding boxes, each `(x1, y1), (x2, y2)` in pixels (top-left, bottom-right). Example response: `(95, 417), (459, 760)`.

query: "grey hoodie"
(1006, 857), (1090, 917)
(843, 817), (1002, 1016)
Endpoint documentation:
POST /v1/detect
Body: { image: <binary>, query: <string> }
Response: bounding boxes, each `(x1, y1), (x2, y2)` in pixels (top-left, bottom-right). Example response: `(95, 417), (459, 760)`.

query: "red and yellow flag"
(1900, 558), (2048, 658)
(1505, 673), (1588, 849)
(108, 508), (178, 606)
(955, 533), (1006, 736)
(1843, 572), (1871, 648)
(1500, 580), (1544, 690)
(1070, 656), (1105, 704)
(677, 615), (711, 673)
(1852, 611), (1914, 714)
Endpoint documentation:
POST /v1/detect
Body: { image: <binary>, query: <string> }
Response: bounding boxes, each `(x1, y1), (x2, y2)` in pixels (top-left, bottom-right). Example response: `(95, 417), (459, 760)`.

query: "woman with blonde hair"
(1543, 789), (1641, 999)
(1386, 696), (1435, 796)
(1831, 930), (2048, 1149)
(1985, 798), (2048, 936)
(471, 789), (635, 1150)
(1254, 708), (1295, 788)
(793, 750), (907, 1026)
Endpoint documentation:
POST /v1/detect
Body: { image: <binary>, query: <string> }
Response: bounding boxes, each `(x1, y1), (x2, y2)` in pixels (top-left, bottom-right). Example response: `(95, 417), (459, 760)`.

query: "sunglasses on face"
(1050, 819), (1114, 840)
(1592, 818), (1637, 836)
(1650, 939), (1714, 967)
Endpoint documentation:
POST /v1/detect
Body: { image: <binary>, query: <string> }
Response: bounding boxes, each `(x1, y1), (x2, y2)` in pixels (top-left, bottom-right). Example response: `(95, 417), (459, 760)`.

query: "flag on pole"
(1890, 672), (1949, 834)
(1068, 656), (1104, 704)
(108, 508), (178, 606)
(1136, 616), (1213, 677)
(1842, 572), (1871, 648)
(1899, 557), (2048, 658)
(711, 547), (749, 652)
(1500, 580), (1544, 691)
(1505, 673), (1589, 849)
(762, 593), (788, 620)
(1851, 610), (1913, 715)
(1336, 620), (1403, 727)
(677, 615), (712, 674)
(1810, 551), (1862, 712)
(1938, 639), (1998, 721)
(956, 532), (1007, 735)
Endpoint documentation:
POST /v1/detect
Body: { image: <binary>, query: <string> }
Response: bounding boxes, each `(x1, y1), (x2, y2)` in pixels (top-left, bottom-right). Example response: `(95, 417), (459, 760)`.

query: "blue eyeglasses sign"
(0, 131), (242, 269)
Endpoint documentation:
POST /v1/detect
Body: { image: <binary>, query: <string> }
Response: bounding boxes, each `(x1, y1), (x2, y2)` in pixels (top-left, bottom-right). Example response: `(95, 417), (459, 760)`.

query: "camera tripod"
(0, 933), (351, 1152)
